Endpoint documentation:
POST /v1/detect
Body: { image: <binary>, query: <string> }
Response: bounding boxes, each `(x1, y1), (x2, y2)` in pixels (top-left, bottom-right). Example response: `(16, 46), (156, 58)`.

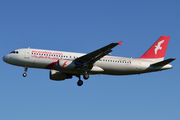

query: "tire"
(77, 80), (83, 86)
(23, 73), (27, 77)
(83, 74), (89, 80)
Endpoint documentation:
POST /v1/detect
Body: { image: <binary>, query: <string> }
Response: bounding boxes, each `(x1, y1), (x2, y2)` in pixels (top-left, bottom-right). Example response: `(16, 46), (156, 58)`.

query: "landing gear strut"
(23, 67), (28, 77)
(76, 75), (83, 86)
(76, 73), (90, 86)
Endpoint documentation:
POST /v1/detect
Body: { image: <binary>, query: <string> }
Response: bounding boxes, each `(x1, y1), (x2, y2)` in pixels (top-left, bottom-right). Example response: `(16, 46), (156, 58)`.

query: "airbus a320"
(3, 36), (175, 86)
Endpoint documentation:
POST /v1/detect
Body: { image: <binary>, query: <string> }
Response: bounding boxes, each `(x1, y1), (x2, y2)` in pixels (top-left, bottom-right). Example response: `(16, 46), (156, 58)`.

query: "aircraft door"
(24, 48), (30, 59)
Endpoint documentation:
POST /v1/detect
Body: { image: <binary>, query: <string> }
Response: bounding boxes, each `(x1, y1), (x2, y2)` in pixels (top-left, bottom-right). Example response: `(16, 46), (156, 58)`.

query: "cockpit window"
(10, 51), (19, 54)
(10, 51), (15, 53)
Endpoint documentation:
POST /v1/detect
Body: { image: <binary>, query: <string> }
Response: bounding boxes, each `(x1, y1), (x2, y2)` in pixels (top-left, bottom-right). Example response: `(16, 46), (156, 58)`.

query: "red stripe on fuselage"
(45, 61), (58, 69)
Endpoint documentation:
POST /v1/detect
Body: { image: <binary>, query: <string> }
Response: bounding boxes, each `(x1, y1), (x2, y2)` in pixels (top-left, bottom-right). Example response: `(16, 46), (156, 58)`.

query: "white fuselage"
(3, 48), (172, 75)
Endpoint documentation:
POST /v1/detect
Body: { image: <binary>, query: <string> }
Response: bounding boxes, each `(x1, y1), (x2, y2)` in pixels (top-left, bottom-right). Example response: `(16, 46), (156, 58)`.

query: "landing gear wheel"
(23, 73), (27, 77)
(23, 67), (28, 77)
(77, 80), (83, 86)
(83, 73), (89, 80)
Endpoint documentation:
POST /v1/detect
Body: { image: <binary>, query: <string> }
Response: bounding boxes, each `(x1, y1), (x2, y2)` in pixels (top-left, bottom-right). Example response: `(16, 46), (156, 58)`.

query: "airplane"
(3, 36), (175, 86)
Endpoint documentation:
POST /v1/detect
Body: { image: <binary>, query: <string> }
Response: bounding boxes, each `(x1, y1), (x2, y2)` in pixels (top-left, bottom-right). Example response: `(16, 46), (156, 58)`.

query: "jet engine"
(57, 59), (76, 69)
(50, 70), (72, 81)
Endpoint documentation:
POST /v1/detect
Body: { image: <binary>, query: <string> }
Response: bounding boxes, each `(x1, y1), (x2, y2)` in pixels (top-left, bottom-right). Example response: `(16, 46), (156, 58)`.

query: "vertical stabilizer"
(139, 36), (170, 60)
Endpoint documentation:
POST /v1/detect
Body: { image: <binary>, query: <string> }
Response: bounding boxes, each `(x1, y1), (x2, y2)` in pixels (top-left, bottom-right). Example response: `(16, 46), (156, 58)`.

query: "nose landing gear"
(23, 67), (28, 77)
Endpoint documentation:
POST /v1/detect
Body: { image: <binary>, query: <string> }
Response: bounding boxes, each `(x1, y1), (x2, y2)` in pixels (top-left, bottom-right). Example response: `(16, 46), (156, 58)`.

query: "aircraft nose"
(3, 55), (8, 63)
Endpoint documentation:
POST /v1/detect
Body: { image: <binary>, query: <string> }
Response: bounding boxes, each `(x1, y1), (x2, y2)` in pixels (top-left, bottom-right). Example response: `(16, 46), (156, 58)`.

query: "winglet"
(118, 41), (123, 46)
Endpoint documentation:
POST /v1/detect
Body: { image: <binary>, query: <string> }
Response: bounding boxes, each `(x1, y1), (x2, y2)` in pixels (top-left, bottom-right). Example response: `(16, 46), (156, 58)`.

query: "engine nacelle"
(49, 70), (72, 81)
(57, 59), (76, 69)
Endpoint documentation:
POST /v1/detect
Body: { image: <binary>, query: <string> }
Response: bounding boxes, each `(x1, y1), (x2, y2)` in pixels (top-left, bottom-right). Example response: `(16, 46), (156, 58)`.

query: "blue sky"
(0, 0), (180, 120)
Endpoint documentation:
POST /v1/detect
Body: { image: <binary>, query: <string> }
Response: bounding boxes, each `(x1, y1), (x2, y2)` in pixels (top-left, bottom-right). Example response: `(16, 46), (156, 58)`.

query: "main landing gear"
(76, 73), (90, 86)
(76, 75), (83, 86)
(83, 72), (90, 80)
(23, 67), (28, 77)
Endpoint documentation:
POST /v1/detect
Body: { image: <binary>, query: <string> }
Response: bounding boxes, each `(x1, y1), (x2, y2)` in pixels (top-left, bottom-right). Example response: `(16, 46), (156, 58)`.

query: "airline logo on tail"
(154, 40), (164, 55)
(139, 36), (170, 59)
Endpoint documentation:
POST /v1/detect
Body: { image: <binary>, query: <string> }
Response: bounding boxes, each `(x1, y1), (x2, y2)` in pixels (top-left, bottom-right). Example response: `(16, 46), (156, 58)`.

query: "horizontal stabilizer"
(150, 58), (175, 67)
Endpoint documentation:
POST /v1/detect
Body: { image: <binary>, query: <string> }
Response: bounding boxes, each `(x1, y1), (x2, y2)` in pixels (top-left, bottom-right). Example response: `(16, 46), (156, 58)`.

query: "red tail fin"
(139, 36), (170, 59)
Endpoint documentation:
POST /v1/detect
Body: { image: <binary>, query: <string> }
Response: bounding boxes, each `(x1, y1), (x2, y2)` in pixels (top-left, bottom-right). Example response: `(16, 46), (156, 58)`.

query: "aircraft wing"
(74, 41), (122, 70)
